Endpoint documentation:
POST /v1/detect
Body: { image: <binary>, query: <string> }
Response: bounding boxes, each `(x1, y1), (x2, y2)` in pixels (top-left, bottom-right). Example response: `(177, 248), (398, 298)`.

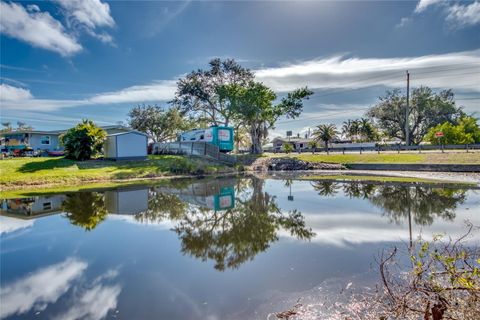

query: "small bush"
(282, 143), (294, 154)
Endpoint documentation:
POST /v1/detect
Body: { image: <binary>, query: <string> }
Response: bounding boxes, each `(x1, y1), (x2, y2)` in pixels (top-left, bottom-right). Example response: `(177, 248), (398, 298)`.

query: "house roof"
(0, 130), (64, 136)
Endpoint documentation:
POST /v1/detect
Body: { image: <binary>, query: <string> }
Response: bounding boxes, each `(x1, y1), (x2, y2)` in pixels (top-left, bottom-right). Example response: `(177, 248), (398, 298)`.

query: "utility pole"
(405, 70), (410, 146)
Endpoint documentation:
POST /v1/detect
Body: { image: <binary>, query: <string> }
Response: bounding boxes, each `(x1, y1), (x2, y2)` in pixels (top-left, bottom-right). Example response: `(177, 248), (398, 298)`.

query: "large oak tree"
(367, 87), (463, 145)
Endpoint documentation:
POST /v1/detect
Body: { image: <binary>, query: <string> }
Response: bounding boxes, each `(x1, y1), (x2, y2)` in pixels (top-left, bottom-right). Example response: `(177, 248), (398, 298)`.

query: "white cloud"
(0, 216), (34, 235)
(0, 258), (87, 319)
(255, 49), (480, 92)
(410, 0), (480, 29)
(2, 50), (478, 112)
(52, 283), (121, 320)
(0, 80), (177, 111)
(414, 0), (444, 13)
(395, 17), (411, 28)
(0, 84), (33, 101)
(446, 1), (480, 28)
(55, 0), (115, 44)
(0, 1), (82, 56)
(89, 80), (177, 104)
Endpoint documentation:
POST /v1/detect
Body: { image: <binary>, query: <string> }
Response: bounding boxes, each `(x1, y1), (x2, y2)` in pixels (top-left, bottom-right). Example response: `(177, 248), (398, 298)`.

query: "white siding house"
(104, 131), (148, 160)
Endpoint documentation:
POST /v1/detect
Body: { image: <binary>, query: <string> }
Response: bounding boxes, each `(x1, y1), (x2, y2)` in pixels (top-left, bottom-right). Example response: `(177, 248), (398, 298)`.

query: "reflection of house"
(272, 137), (316, 152)
(0, 130), (64, 152)
(105, 188), (149, 215)
(0, 195), (66, 219)
(155, 178), (236, 211)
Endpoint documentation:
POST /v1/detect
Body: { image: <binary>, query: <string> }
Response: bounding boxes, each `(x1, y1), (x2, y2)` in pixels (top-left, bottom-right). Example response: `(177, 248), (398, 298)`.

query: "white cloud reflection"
(0, 258), (87, 319)
(0, 258), (121, 320)
(279, 206), (480, 247)
(0, 216), (34, 235)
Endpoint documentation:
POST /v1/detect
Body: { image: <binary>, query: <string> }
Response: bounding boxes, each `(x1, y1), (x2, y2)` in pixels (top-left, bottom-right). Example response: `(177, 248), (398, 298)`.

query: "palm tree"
(359, 118), (371, 142)
(350, 119), (361, 141)
(359, 118), (378, 142)
(312, 124), (338, 154)
(342, 120), (352, 140)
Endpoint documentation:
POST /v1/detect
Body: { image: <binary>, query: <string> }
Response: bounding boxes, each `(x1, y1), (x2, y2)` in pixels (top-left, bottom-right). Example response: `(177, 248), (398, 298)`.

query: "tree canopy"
(312, 123), (338, 152)
(220, 81), (313, 153)
(342, 118), (379, 142)
(367, 87), (463, 145)
(173, 58), (313, 153)
(173, 58), (254, 126)
(60, 120), (106, 161)
(425, 115), (480, 145)
(128, 104), (193, 143)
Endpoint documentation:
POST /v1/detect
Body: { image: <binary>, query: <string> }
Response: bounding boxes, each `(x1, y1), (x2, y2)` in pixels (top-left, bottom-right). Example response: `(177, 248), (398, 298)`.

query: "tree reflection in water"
(58, 178), (467, 270)
(136, 177), (315, 271)
(62, 192), (108, 231)
(310, 180), (341, 197)
(310, 180), (466, 226)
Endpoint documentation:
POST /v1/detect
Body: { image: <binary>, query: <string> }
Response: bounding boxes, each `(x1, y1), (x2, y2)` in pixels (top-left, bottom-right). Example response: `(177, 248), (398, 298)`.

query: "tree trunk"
(325, 141), (329, 155)
(250, 125), (263, 154)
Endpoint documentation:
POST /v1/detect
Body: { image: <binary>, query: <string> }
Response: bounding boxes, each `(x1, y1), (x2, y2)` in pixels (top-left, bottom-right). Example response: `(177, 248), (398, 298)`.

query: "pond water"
(1, 175), (479, 319)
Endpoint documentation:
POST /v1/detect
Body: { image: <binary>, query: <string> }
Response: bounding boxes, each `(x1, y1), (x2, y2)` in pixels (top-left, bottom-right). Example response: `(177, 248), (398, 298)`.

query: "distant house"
(0, 130), (64, 152)
(271, 137), (317, 152)
(104, 131), (148, 160)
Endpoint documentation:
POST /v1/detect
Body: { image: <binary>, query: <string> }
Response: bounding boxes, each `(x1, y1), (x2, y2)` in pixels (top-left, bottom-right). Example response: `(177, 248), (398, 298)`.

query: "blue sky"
(1, 0), (479, 138)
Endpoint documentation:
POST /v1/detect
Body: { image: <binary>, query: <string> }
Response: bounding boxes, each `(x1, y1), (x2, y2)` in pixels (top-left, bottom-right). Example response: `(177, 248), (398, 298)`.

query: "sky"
(1, 0), (479, 139)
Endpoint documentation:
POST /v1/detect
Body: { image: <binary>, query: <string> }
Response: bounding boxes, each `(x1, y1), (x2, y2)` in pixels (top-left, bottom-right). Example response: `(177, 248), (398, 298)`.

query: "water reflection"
(137, 177), (314, 270)
(170, 177), (314, 270)
(310, 180), (466, 225)
(0, 176), (477, 319)
(0, 258), (120, 320)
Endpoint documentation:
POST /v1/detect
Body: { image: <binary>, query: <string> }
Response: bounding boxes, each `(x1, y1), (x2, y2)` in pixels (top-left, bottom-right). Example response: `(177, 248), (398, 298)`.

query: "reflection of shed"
(104, 131), (148, 160)
(105, 188), (149, 215)
(0, 195), (66, 219)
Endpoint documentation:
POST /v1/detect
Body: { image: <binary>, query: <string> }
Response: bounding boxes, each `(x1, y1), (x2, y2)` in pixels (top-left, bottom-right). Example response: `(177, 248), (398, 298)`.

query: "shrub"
(61, 120), (107, 161)
(282, 142), (294, 154)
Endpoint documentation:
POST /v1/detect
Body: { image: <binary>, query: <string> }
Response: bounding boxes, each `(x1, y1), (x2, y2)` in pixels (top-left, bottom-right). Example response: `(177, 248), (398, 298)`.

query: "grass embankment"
(0, 155), (233, 191)
(287, 152), (480, 164)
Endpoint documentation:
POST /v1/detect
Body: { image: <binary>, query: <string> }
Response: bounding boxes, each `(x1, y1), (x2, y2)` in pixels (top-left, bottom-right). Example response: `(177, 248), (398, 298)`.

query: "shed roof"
(107, 130), (148, 137)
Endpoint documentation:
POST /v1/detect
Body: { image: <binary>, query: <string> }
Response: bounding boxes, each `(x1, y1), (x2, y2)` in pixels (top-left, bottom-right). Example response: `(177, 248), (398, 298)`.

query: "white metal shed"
(104, 131), (148, 160)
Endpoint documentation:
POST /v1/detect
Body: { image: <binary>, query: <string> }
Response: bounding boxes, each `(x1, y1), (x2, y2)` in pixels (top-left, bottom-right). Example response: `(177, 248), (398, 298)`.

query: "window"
(40, 136), (50, 145)
(43, 202), (52, 210)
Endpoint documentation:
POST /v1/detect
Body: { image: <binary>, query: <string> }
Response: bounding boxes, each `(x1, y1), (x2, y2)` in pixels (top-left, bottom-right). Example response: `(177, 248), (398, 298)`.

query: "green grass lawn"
(0, 155), (232, 189)
(287, 152), (480, 164)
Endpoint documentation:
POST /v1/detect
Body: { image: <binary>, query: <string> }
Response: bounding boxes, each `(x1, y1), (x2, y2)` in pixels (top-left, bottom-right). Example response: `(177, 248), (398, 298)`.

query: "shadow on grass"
(18, 158), (77, 173)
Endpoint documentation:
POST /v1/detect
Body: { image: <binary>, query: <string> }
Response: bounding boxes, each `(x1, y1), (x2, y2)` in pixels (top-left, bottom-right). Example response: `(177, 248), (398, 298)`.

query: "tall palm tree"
(359, 118), (371, 142)
(359, 118), (378, 142)
(350, 119), (361, 142)
(342, 120), (352, 140)
(313, 124), (338, 154)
